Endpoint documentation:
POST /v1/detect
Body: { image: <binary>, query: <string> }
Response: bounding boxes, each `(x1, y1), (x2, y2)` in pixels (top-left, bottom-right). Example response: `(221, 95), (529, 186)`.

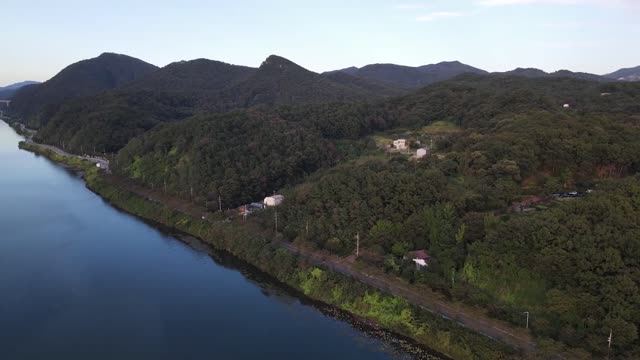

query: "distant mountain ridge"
(0, 81), (40, 100)
(605, 65), (640, 82)
(497, 67), (609, 82)
(10, 53), (158, 119)
(0, 81), (40, 91)
(329, 62), (640, 87)
(327, 61), (487, 89)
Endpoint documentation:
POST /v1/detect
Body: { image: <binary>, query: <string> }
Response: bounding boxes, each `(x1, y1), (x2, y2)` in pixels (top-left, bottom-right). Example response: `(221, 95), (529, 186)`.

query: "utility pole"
(451, 268), (456, 288)
(607, 329), (612, 359)
(164, 179), (167, 193)
(305, 220), (309, 236)
(218, 194), (222, 212)
(275, 210), (278, 232)
(190, 186), (194, 200)
(356, 232), (360, 257)
(523, 311), (529, 329)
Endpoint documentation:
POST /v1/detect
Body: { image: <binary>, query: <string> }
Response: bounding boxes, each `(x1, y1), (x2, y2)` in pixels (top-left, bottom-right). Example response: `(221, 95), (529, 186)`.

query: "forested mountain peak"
(126, 58), (256, 94)
(418, 60), (487, 75)
(258, 55), (313, 75)
(10, 52), (158, 119)
(501, 67), (548, 77)
(329, 66), (359, 75)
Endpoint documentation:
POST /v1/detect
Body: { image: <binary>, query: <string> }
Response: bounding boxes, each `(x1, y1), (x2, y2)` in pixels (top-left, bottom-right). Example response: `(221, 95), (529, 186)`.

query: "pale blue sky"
(1, 0), (638, 86)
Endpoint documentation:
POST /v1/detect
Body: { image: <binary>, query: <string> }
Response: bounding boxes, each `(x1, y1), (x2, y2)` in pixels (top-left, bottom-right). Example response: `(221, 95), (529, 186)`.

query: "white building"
(563, 103), (571, 108)
(264, 195), (284, 207)
(416, 148), (429, 158)
(393, 139), (407, 150)
(413, 258), (428, 270)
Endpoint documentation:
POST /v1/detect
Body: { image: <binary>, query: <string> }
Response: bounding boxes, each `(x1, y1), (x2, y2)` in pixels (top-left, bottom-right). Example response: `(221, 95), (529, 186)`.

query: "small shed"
(264, 195), (284, 207)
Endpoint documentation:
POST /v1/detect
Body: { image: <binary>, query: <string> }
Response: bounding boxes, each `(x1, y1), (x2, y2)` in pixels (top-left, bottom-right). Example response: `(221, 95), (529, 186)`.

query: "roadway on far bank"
(24, 139), (110, 173)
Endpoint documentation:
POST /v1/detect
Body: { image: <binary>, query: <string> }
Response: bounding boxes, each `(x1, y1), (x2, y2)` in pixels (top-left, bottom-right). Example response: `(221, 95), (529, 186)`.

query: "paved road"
(279, 242), (537, 353)
(25, 139), (110, 173)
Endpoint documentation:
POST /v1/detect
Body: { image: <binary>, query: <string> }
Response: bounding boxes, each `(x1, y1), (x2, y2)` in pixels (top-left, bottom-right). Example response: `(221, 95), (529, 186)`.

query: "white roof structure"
(264, 195), (284, 207)
(393, 139), (407, 149)
(413, 259), (427, 267)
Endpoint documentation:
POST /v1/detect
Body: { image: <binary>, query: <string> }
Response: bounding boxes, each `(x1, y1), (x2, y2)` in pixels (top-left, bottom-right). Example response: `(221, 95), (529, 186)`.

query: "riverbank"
(18, 141), (524, 360)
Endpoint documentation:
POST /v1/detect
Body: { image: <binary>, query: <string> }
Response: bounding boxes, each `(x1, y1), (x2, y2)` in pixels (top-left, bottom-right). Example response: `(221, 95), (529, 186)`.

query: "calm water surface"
(0, 121), (440, 360)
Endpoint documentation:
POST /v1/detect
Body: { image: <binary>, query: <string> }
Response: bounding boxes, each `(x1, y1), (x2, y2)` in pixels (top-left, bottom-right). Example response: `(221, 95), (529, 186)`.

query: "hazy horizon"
(2, 0), (639, 86)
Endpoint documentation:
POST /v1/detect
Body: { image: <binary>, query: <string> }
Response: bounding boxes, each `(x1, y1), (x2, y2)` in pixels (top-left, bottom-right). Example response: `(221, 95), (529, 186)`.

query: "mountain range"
(8, 52), (639, 150)
(328, 63), (637, 89)
(10, 52), (640, 121)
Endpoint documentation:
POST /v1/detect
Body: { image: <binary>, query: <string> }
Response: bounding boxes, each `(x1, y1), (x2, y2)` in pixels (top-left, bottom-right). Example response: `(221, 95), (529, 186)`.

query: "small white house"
(563, 103), (571, 108)
(393, 139), (407, 150)
(264, 195), (284, 207)
(416, 148), (429, 159)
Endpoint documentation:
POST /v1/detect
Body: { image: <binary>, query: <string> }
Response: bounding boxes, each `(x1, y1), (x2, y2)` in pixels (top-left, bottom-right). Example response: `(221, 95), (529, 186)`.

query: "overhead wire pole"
(275, 210), (278, 233)
(356, 232), (359, 257)
(218, 194), (222, 212)
(524, 311), (529, 329)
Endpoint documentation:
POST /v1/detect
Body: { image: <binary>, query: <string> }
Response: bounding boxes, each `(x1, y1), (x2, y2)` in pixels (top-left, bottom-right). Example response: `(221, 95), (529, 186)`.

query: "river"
(0, 121), (440, 360)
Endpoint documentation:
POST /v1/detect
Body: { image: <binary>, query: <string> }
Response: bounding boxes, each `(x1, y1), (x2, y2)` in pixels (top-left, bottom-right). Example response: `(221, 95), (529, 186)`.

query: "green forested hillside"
(114, 110), (337, 207)
(106, 74), (640, 357)
(34, 91), (195, 153)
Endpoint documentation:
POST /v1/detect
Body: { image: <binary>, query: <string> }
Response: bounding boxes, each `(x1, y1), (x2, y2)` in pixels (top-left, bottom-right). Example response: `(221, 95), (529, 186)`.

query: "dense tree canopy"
(114, 110), (338, 208)
(29, 72), (640, 357)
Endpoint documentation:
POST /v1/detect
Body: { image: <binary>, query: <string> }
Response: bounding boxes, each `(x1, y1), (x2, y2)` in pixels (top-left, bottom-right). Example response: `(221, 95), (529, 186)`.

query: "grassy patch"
(421, 121), (461, 135)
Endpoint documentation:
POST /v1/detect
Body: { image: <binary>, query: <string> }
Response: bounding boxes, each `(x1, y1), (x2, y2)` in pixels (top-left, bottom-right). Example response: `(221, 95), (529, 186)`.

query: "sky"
(1, 0), (639, 86)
